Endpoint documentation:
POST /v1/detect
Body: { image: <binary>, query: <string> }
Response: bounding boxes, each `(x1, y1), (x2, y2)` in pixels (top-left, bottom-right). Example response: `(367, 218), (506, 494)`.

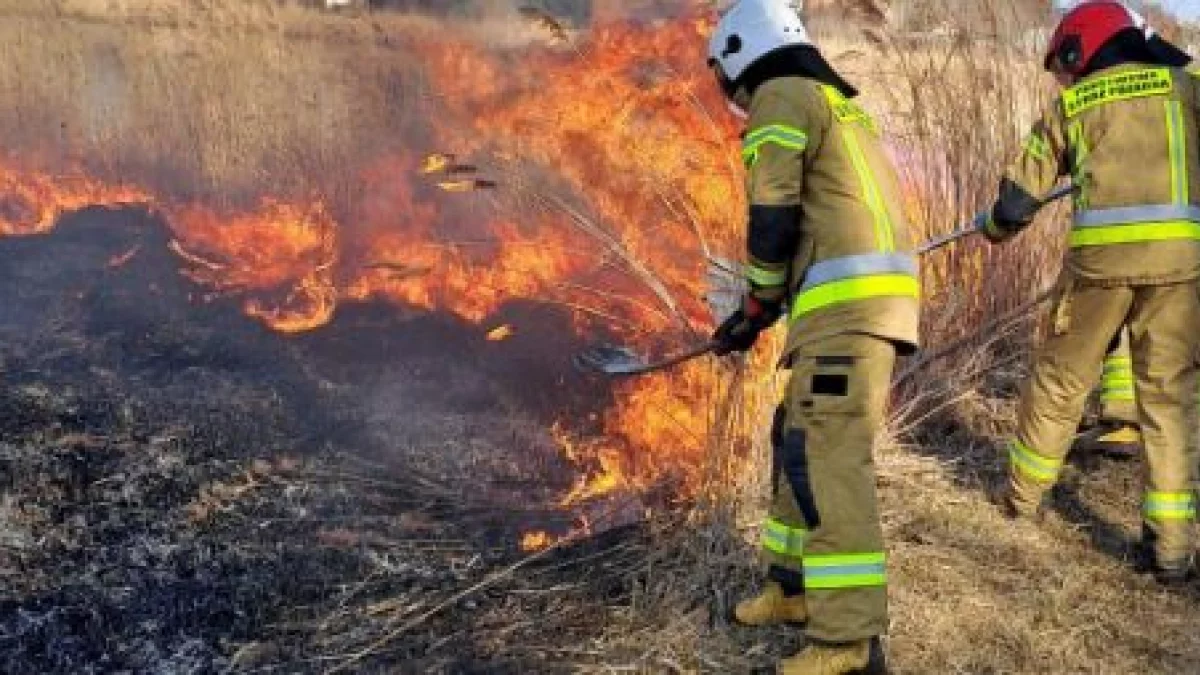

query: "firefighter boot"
(1077, 422), (1143, 459)
(733, 581), (807, 626)
(1134, 527), (1197, 585)
(779, 638), (886, 675)
(990, 481), (1043, 523)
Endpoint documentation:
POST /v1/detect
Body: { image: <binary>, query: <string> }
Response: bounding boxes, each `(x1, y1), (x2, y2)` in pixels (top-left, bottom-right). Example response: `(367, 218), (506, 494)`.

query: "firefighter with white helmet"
(983, 0), (1200, 584)
(707, 1), (919, 671)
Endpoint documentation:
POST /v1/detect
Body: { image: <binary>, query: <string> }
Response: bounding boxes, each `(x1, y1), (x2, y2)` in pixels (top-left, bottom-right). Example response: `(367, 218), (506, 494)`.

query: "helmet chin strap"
(726, 100), (749, 120)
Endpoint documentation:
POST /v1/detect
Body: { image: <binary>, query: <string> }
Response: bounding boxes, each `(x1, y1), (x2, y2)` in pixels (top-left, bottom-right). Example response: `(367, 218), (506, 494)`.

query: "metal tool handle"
(916, 183), (1077, 255)
(612, 341), (717, 377)
(916, 223), (982, 254)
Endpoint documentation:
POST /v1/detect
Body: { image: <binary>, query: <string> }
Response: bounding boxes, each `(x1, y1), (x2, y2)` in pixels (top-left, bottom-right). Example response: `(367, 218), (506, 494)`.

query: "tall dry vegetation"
(0, 0), (441, 211)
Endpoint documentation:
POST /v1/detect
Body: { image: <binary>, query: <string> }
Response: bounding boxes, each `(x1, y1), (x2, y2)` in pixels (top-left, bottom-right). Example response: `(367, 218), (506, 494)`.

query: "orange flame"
(0, 159), (149, 236)
(3, 11), (744, 528)
(168, 199), (339, 333)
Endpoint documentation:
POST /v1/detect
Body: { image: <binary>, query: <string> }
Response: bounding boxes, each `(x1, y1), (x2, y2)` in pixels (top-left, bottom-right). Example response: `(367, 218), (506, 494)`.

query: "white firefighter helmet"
(708, 0), (813, 86)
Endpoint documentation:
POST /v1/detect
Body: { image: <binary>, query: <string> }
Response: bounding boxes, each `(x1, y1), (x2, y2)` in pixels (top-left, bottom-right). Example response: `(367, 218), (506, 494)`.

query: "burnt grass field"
(2, 202), (1199, 675)
(0, 208), (680, 674)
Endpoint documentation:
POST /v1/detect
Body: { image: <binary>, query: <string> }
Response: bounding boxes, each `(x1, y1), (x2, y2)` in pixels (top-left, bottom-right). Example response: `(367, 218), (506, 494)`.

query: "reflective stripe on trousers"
(803, 552), (887, 590)
(1144, 491), (1197, 522)
(1101, 355), (1135, 402)
(762, 517), (808, 558)
(1009, 439), (1064, 483)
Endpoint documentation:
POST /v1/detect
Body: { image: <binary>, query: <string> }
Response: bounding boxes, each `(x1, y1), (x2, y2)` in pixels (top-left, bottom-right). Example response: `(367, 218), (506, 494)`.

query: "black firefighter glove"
(983, 179), (1040, 244)
(979, 209), (1018, 244)
(712, 295), (782, 356)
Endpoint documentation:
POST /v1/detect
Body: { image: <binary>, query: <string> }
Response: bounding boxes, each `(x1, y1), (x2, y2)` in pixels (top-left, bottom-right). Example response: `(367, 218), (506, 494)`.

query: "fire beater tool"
(917, 182), (1077, 254)
(574, 341), (719, 377)
(577, 183), (1077, 377)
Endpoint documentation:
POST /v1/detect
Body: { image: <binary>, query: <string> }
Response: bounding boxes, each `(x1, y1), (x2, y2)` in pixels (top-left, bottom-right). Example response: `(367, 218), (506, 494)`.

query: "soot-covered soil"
(0, 209), (653, 674)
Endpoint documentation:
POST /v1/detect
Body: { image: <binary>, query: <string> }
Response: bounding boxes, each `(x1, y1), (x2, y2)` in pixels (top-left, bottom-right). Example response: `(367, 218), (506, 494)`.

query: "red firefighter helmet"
(1045, 1), (1140, 75)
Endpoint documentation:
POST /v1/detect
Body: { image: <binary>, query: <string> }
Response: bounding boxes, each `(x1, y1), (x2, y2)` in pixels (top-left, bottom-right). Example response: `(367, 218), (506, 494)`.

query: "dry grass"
(0, 2), (423, 208)
(0, 1), (1197, 673)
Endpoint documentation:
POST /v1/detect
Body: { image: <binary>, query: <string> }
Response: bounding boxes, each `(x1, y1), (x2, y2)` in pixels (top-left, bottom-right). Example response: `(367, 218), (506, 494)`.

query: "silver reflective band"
(800, 253), (918, 291)
(1074, 204), (1200, 227)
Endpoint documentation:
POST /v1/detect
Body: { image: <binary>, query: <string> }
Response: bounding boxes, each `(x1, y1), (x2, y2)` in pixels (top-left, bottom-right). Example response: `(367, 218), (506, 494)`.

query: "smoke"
(379, 0), (700, 25)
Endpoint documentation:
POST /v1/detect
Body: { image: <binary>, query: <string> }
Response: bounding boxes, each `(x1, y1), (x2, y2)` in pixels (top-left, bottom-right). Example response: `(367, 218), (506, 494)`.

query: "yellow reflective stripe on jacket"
(820, 84), (893, 251)
(746, 263), (789, 288)
(1143, 491), (1197, 521)
(821, 85), (878, 133)
(1069, 220), (1200, 247)
(1166, 100), (1189, 205)
(803, 552), (886, 590)
(1068, 120), (1090, 208)
(1009, 439), (1063, 483)
(742, 124), (808, 167)
(1061, 67), (1174, 118)
(762, 518), (807, 558)
(1024, 132), (1051, 161)
(841, 129), (895, 252)
(790, 274), (919, 321)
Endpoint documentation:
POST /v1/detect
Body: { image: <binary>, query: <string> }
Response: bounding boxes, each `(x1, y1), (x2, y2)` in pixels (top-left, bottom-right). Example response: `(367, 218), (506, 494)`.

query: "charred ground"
(0, 209), (661, 673)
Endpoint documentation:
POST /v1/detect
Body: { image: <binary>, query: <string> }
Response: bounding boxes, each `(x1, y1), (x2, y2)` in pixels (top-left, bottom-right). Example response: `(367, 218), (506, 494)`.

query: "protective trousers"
(763, 332), (895, 642)
(1101, 327), (1200, 426)
(1009, 279), (1200, 566)
(1099, 328), (1138, 426)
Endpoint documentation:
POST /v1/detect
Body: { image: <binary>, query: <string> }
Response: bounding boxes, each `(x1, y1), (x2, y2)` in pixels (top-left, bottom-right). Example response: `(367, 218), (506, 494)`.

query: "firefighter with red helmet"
(983, 0), (1200, 583)
(1059, 2), (1198, 460)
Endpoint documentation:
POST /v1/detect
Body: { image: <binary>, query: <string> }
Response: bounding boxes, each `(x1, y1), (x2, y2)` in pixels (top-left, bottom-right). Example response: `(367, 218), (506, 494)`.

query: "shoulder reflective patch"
(1061, 67), (1173, 118)
(742, 124), (808, 167)
(1023, 132), (1051, 161)
(820, 85), (878, 133)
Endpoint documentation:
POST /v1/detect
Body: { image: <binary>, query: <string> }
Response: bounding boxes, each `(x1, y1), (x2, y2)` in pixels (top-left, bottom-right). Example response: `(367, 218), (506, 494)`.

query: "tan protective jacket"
(1004, 64), (1200, 284)
(741, 76), (920, 355)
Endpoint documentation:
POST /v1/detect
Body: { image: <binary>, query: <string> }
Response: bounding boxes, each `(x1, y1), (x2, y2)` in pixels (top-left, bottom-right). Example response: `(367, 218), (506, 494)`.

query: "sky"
(1157, 0), (1200, 22)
